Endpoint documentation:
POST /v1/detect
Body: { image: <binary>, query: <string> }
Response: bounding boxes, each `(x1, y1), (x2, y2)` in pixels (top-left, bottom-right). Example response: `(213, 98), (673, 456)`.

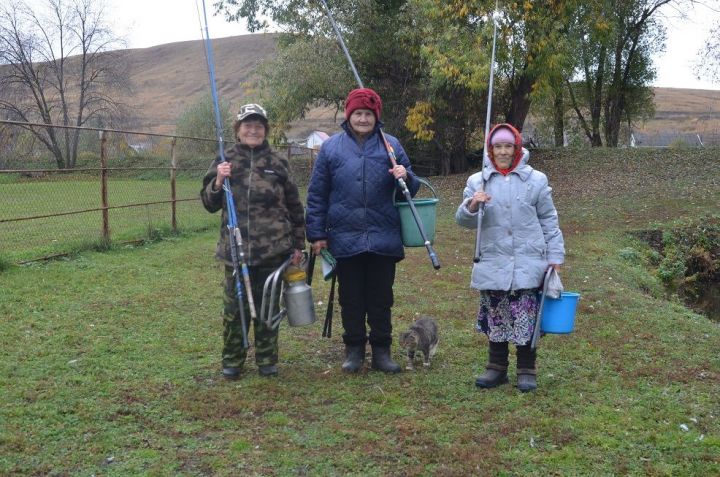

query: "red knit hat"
(344, 88), (382, 120)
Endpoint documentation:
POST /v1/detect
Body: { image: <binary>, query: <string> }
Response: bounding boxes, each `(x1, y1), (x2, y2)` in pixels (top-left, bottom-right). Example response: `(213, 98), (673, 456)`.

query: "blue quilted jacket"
(305, 121), (419, 260)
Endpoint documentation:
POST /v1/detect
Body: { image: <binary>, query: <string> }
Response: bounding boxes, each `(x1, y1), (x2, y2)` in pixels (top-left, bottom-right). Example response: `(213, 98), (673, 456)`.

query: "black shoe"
(222, 367), (241, 380)
(342, 345), (365, 373)
(370, 346), (401, 374)
(258, 364), (278, 377)
(475, 368), (509, 388)
(517, 373), (537, 392)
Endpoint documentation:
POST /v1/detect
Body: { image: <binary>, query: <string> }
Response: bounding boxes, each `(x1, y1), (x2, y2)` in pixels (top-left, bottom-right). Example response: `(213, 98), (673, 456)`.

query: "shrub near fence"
(0, 120), (316, 264)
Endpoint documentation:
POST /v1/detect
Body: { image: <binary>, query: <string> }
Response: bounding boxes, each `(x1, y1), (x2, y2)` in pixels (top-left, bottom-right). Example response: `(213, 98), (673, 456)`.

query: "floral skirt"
(476, 289), (539, 345)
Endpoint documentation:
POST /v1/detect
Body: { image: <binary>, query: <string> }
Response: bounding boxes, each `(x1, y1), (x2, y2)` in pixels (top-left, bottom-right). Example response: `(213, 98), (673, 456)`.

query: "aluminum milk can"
(283, 266), (317, 327)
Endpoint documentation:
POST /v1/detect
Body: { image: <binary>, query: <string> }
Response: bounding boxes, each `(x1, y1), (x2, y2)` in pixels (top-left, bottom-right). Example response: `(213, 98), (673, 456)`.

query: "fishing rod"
(198, 0), (255, 348)
(474, 0), (499, 263)
(319, 0), (440, 270)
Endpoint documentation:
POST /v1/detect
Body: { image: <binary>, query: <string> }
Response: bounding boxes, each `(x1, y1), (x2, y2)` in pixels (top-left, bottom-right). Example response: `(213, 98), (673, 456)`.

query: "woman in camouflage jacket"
(201, 103), (305, 379)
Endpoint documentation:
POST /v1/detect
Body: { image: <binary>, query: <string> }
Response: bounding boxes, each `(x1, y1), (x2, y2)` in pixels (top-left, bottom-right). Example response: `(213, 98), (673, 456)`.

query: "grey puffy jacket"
(455, 148), (564, 291)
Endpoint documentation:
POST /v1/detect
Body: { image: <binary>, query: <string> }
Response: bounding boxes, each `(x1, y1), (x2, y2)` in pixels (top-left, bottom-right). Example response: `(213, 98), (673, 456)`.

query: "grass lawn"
(0, 177), (215, 262)
(1, 148), (718, 476)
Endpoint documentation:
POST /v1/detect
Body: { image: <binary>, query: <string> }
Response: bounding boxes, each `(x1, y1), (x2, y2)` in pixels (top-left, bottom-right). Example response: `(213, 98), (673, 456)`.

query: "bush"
(76, 151), (101, 167)
(619, 247), (641, 263)
(175, 93), (233, 155)
(668, 139), (691, 149)
(0, 173), (20, 184)
(656, 215), (720, 292)
(0, 254), (12, 272)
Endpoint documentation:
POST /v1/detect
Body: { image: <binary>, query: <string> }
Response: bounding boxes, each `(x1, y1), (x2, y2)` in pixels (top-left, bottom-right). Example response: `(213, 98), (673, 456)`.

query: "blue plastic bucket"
(540, 292), (580, 334)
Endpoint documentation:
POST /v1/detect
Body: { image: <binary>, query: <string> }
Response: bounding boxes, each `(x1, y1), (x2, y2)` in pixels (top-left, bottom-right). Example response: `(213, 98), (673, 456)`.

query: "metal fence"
(0, 120), (316, 263)
(630, 131), (720, 147)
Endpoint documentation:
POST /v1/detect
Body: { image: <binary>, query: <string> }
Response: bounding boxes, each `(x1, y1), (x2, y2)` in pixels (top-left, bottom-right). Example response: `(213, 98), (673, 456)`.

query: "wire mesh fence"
(630, 131), (720, 147)
(0, 120), (316, 263)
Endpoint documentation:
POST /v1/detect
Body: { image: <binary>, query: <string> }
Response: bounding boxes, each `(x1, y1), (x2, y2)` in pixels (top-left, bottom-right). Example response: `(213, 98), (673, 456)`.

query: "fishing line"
(474, 0), (500, 263)
(196, 0), (256, 348)
(318, 0), (441, 270)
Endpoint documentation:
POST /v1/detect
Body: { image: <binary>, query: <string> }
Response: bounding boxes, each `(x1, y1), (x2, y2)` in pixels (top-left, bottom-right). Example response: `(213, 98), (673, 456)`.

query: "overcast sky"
(109, 0), (720, 90)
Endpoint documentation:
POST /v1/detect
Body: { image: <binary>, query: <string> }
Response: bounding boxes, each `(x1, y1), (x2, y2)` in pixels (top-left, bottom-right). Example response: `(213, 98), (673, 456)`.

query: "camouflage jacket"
(201, 141), (306, 266)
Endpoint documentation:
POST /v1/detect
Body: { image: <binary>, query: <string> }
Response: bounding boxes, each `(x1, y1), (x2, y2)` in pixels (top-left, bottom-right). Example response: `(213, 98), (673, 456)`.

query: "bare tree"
(0, 0), (131, 169)
(696, 20), (720, 84)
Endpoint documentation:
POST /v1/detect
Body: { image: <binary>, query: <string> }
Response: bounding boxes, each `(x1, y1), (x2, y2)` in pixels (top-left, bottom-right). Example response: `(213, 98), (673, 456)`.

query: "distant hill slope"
(121, 33), (278, 135)
(116, 34), (720, 141)
(645, 88), (720, 133)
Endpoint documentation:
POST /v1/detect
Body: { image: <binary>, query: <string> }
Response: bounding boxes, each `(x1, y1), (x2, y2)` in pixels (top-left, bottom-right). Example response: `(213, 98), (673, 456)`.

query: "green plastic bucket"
(394, 177), (439, 247)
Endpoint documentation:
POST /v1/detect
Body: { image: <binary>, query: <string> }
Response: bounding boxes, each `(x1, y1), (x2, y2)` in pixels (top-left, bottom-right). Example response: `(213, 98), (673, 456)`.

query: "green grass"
(0, 177), (215, 262)
(0, 152), (314, 263)
(1, 148), (719, 475)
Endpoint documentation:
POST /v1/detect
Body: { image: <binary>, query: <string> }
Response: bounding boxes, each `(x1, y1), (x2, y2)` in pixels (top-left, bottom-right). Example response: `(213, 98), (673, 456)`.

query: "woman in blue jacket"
(306, 88), (420, 374)
(456, 123), (564, 392)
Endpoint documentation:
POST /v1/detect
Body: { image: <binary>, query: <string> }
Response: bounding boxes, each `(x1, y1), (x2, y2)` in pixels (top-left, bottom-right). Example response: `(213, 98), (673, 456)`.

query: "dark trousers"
(336, 253), (396, 347)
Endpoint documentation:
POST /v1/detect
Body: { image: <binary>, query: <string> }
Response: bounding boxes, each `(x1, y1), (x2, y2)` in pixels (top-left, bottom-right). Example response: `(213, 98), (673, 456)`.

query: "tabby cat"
(399, 316), (439, 370)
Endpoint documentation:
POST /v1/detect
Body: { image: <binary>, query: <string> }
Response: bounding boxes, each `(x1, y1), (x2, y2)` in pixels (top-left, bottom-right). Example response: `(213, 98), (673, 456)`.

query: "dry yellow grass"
(121, 34), (278, 134)
(83, 34), (720, 139)
(640, 87), (720, 134)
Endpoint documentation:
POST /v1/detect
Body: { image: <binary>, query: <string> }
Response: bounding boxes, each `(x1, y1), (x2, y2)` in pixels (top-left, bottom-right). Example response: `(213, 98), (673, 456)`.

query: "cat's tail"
(429, 339), (439, 357)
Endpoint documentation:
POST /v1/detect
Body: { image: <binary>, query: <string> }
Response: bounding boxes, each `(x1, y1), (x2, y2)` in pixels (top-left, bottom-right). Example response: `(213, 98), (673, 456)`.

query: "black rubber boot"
(517, 370), (537, 392)
(370, 345), (402, 373)
(475, 341), (509, 388)
(341, 345), (365, 373)
(475, 367), (509, 388)
(258, 364), (278, 377)
(222, 367), (241, 380)
(516, 344), (537, 392)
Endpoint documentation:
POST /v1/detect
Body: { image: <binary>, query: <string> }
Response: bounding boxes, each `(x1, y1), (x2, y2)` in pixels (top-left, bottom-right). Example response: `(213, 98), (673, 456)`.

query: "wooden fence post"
(100, 130), (110, 242)
(170, 137), (178, 233)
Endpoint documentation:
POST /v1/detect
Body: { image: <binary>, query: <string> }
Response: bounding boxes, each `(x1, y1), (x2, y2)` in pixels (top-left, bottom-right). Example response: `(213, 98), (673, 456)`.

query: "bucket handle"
(393, 177), (438, 205)
(530, 267), (554, 350)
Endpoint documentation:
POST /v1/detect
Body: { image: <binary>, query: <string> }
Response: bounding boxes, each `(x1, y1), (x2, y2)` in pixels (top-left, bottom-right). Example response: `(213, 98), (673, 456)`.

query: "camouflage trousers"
(222, 260), (283, 368)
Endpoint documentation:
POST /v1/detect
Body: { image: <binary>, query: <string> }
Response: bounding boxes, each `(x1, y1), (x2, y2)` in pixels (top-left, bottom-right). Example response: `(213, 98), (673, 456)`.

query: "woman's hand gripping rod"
(319, 0), (440, 270)
(199, 0), (256, 348)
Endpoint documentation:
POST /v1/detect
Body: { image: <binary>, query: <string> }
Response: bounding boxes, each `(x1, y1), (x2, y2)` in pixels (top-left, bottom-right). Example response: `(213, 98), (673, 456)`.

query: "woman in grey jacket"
(456, 123), (564, 392)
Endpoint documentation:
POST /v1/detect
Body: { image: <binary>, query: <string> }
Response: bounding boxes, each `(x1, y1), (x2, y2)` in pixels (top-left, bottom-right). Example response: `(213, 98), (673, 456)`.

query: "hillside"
(120, 34), (720, 141)
(120, 34), (278, 135)
(644, 87), (720, 133)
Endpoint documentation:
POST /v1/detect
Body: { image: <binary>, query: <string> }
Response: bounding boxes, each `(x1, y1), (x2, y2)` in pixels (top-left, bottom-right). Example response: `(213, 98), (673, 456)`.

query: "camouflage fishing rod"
(198, 0), (255, 348)
(319, 0), (441, 270)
